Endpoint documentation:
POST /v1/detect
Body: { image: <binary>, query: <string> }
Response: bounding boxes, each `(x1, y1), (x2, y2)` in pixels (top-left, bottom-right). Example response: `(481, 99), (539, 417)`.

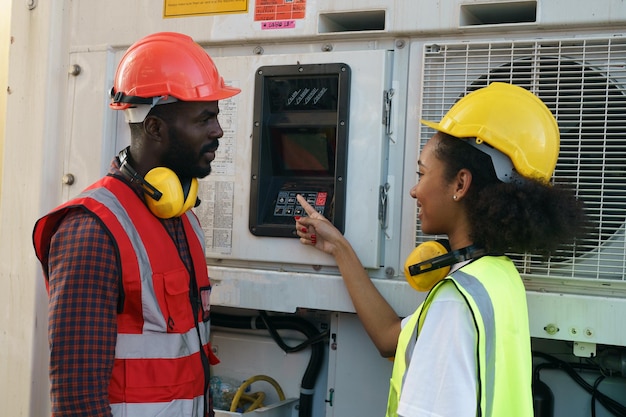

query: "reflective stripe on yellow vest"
(386, 256), (533, 417)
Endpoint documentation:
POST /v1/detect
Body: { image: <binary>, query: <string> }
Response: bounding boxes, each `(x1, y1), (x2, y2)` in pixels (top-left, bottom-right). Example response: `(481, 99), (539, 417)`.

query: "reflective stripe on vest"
(110, 397), (205, 417)
(433, 271), (495, 417)
(33, 175), (212, 417)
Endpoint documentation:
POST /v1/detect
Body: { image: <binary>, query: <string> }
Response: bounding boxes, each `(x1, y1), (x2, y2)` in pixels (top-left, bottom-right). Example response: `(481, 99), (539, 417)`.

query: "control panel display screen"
(270, 127), (336, 177)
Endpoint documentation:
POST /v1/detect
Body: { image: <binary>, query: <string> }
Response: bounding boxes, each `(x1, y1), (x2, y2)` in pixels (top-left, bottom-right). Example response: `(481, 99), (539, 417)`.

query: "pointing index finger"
(296, 194), (317, 216)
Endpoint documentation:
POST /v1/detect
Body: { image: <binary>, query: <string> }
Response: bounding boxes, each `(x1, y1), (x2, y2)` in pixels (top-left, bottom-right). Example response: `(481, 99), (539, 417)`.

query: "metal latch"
(379, 183), (390, 229)
(382, 89), (394, 135)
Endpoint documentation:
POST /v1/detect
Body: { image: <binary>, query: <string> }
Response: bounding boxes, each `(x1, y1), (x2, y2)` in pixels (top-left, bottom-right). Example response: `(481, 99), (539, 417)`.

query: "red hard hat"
(110, 32), (240, 110)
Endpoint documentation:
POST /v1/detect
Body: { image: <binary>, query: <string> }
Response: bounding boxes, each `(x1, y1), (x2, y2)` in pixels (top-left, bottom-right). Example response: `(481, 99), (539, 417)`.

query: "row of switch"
(274, 191), (327, 217)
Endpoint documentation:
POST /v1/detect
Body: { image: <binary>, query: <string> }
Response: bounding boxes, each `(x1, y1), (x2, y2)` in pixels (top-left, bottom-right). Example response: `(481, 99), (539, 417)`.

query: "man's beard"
(162, 127), (215, 179)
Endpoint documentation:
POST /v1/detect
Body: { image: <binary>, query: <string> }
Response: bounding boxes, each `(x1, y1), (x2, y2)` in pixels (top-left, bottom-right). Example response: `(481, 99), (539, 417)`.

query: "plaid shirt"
(45, 159), (213, 417)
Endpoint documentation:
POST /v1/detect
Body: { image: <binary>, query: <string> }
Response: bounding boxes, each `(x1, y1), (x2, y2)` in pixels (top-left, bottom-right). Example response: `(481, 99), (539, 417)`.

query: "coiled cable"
(229, 374), (285, 412)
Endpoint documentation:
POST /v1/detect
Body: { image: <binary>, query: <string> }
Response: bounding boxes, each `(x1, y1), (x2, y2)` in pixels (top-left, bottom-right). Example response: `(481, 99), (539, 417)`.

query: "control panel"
(249, 63), (351, 237)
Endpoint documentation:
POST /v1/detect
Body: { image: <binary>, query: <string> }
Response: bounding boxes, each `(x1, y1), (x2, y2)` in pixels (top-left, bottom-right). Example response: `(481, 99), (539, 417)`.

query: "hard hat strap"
(110, 91), (179, 123)
(110, 89), (153, 105)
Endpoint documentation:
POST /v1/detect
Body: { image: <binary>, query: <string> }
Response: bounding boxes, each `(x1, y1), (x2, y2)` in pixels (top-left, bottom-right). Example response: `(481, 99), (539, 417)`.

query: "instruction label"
(197, 179), (234, 255)
(254, 0), (306, 22)
(163, 0), (248, 18)
(196, 82), (239, 255)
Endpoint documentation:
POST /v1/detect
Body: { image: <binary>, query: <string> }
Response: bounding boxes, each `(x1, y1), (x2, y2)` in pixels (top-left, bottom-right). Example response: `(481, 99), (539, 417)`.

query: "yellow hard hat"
(421, 82), (559, 183)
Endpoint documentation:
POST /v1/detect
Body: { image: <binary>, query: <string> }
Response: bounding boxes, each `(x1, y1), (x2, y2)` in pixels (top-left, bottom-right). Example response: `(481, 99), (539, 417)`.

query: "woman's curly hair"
(434, 132), (588, 255)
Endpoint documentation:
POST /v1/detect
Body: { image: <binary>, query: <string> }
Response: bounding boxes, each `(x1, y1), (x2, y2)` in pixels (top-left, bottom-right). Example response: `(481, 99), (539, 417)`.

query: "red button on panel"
(316, 192), (327, 206)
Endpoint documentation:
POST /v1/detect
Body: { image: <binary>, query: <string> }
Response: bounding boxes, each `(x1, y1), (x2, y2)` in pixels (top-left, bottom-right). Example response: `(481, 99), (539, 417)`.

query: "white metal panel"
(67, 1), (626, 47)
(194, 50), (390, 269)
(64, 49), (118, 198)
(325, 313), (393, 417)
(209, 265), (424, 317)
(527, 292), (626, 346)
(1, 2), (71, 417)
(391, 0), (626, 34)
(68, 0), (389, 46)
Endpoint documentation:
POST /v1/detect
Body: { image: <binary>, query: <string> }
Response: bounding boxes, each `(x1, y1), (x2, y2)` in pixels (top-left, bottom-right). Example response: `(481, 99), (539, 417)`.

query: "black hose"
(533, 351), (626, 417)
(212, 312), (327, 417)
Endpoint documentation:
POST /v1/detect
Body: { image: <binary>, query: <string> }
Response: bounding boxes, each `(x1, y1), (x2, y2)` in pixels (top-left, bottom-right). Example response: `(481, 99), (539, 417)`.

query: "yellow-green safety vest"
(386, 256), (533, 417)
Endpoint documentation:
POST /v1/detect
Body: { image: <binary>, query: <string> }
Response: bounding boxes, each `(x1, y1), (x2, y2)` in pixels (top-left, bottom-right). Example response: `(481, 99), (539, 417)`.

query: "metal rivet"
(544, 323), (559, 335)
(62, 173), (75, 185)
(69, 64), (81, 76)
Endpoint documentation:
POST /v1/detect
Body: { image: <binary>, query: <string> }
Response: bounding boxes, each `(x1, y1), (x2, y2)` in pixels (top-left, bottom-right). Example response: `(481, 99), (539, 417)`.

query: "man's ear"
(142, 115), (165, 139)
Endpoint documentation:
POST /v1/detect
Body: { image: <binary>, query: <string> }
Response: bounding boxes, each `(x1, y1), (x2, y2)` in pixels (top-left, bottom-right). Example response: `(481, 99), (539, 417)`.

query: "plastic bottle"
(210, 375), (243, 411)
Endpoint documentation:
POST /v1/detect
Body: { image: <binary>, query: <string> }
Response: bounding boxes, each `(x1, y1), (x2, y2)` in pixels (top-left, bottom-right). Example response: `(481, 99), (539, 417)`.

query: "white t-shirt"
(397, 280), (478, 417)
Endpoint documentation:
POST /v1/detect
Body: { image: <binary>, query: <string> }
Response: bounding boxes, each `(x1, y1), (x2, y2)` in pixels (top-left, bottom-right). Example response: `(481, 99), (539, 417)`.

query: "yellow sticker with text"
(164, 0), (248, 18)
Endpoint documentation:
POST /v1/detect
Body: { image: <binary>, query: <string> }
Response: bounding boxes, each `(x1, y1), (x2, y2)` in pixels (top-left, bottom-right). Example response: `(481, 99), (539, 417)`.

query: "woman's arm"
(295, 194), (401, 357)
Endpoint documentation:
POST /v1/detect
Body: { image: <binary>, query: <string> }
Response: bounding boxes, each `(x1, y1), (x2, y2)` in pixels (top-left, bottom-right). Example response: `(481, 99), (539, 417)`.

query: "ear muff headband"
(118, 149), (163, 201)
(404, 240), (486, 292)
(118, 148), (198, 219)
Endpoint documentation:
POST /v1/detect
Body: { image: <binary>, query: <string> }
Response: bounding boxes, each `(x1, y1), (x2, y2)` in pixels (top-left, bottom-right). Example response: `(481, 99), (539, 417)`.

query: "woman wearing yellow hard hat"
(295, 82), (587, 417)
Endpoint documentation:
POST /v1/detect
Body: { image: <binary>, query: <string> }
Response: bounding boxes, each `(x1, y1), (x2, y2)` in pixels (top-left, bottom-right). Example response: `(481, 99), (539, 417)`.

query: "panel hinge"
(382, 89), (394, 135)
(379, 183), (390, 229)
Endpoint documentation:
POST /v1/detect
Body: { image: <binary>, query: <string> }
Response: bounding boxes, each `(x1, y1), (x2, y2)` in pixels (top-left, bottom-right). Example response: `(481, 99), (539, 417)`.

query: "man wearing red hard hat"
(34, 32), (240, 417)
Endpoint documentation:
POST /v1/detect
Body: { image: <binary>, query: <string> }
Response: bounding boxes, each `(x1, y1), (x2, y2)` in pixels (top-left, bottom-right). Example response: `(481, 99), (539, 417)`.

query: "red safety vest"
(33, 175), (218, 417)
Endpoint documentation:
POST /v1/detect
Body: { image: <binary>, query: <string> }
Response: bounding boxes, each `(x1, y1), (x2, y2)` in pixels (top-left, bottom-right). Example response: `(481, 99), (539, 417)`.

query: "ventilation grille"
(418, 37), (626, 284)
